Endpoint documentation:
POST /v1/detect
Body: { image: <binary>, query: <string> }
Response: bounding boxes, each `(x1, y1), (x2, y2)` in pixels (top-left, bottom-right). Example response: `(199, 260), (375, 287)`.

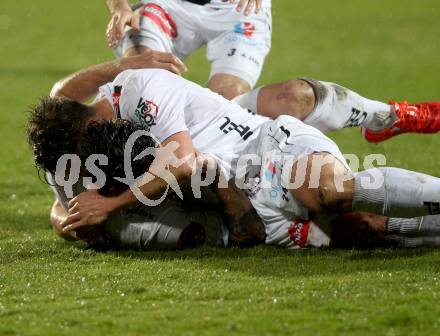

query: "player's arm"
(51, 199), (106, 245)
(61, 131), (197, 232)
(50, 199), (79, 241)
(106, 0), (140, 47)
(212, 180), (266, 246)
(113, 131), (197, 207)
(50, 54), (186, 102)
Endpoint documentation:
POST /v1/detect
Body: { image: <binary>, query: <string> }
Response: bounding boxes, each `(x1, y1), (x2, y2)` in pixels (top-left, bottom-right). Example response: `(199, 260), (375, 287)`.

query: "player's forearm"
(111, 160), (194, 211)
(214, 181), (251, 219)
(113, 175), (170, 209)
(212, 180), (267, 246)
(50, 59), (128, 102)
(106, 0), (132, 14)
(110, 138), (197, 210)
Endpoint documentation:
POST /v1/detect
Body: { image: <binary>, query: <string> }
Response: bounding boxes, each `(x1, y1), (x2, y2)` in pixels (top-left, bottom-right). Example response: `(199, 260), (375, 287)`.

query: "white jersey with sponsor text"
(98, 68), (270, 178)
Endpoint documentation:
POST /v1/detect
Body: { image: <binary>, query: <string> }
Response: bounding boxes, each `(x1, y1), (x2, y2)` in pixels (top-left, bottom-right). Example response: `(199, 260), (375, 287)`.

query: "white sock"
(353, 167), (440, 218)
(387, 216), (440, 236)
(385, 235), (440, 248)
(302, 79), (396, 132)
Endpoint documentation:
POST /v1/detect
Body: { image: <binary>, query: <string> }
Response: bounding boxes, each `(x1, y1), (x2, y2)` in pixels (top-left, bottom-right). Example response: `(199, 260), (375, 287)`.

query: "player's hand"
(106, 7), (140, 48)
(61, 189), (117, 232)
(226, 0), (262, 15)
(122, 51), (187, 75)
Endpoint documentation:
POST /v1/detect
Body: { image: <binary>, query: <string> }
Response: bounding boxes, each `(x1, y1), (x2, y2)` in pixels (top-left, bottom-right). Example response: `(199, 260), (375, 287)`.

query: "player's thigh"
(123, 45), (151, 57)
(206, 8), (272, 94)
(118, 1), (199, 59)
(208, 73), (251, 100)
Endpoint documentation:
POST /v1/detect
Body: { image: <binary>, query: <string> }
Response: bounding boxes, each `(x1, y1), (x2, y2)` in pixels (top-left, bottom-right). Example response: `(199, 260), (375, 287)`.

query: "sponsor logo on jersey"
(112, 85), (122, 118)
(234, 22), (256, 38)
(264, 161), (277, 181)
(288, 219), (310, 248)
(142, 4), (178, 38)
(135, 97), (159, 131)
(264, 161), (289, 201)
(219, 116), (254, 140)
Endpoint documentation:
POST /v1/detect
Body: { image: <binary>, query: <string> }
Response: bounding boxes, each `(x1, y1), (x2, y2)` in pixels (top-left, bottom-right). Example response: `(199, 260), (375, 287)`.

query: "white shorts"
(247, 116), (350, 248)
(46, 173), (229, 250)
(116, 0), (272, 87)
(105, 202), (229, 250)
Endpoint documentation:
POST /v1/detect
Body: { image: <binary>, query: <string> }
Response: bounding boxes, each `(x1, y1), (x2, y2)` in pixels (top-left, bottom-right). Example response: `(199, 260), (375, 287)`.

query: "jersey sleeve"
(119, 70), (189, 143)
(46, 172), (86, 210)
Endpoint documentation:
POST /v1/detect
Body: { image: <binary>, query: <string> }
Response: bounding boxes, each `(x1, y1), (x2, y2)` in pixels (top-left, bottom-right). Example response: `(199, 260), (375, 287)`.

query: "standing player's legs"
(206, 7), (272, 99)
(209, 74), (251, 101)
(115, 1), (203, 61)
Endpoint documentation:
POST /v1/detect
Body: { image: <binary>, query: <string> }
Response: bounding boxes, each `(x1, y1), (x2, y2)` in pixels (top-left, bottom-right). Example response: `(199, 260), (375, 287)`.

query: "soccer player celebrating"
(105, 0), (271, 100)
(46, 119), (247, 250)
(27, 56), (440, 249)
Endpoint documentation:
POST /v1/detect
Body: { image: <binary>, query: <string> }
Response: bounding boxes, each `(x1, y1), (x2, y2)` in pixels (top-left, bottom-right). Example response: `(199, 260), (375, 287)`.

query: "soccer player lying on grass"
(27, 56), (440, 249)
(30, 117), (440, 250)
(45, 119), (263, 250)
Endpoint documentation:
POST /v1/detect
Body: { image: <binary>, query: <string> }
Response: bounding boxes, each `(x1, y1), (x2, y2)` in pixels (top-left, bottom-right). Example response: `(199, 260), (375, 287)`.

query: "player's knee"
(209, 74), (251, 100)
(317, 170), (354, 214)
(317, 177), (343, 213)
(276, 80), (316, 120)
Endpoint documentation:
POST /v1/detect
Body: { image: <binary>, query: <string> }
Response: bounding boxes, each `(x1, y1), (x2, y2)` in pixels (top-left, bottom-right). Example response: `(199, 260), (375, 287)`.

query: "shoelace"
(393, 101), (437, 133)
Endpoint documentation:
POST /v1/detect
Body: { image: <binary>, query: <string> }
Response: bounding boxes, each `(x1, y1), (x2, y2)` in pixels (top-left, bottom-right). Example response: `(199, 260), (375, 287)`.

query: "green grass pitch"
(1, 0), (440, 335)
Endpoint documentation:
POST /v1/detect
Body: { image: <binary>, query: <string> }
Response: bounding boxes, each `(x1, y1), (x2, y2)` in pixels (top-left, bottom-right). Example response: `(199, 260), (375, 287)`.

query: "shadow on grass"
(0, 66), (75, 79)
(2, 227), (438, 279)
(84, 245), (439, 279)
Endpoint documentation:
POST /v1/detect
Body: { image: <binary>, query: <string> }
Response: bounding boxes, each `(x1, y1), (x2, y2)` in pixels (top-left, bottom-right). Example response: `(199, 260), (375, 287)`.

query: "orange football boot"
(362, 101), (440, 143)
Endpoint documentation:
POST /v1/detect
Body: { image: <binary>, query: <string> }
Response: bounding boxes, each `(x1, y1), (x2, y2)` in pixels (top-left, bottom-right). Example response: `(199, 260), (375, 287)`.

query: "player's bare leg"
(242, 80), (395, 132)
(287, 152), (440, 219)
(123, 45), (148, 57)
(209, 73), (251, 100)
(256, 80), (316, 121)
(237, 79), (440, 141)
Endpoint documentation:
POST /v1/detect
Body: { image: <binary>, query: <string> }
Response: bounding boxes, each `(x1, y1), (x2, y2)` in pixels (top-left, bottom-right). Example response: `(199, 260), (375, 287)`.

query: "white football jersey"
(98, 69), (270, 178)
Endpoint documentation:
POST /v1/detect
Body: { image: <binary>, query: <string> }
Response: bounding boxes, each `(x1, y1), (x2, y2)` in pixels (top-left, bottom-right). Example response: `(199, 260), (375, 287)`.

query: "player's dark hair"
(27, 96), (93, 174)
(79, 119), (157, 196)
